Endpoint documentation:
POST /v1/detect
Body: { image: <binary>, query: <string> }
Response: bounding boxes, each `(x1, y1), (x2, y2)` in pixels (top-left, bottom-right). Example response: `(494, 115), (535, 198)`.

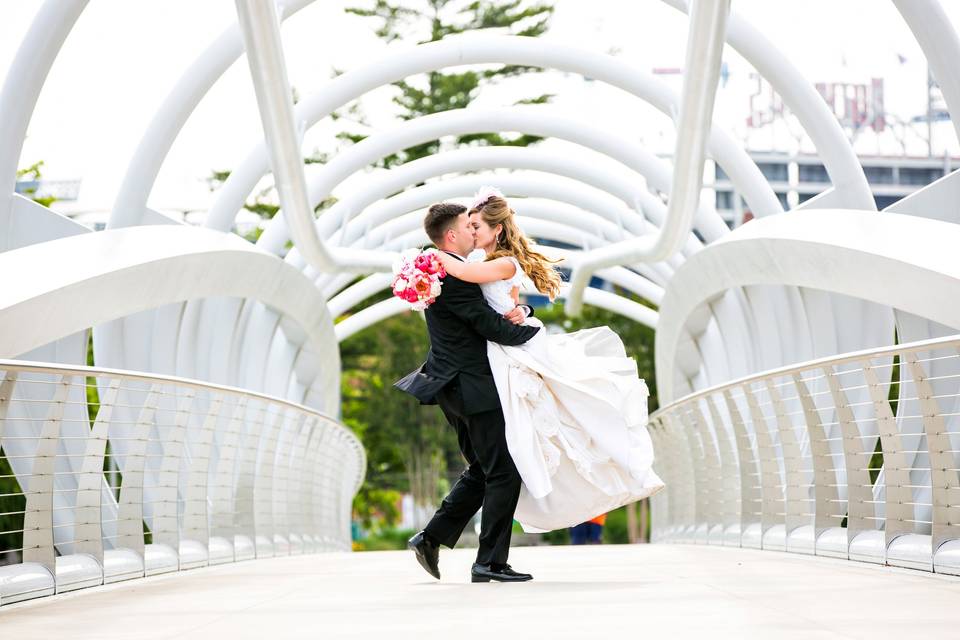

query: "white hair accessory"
(469, 185), (504, 211)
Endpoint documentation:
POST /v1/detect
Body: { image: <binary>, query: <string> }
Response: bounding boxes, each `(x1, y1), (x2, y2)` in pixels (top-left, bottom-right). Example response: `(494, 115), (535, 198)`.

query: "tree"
(339, 295), (462, 530)
(337, 0), (556, 534)
(16, 160), (56, 207)
(339, 0), (555, 168)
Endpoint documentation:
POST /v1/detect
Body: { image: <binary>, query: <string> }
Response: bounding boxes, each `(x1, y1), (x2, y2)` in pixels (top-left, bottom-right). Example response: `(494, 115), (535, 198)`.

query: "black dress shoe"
(471, 562), (533, 583)
(407, 531), (440, 580)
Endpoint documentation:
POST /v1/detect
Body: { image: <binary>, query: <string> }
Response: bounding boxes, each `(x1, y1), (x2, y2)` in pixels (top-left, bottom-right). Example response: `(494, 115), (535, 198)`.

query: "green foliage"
(206, 159), (335, 244)
(352, 487), (403, 530)
(0, 450), (25, 564)
(353, 527), (416, 551)
(602, 506), (629, 544)
(16, 160), (56, 207)
(341, 306), (462, 529)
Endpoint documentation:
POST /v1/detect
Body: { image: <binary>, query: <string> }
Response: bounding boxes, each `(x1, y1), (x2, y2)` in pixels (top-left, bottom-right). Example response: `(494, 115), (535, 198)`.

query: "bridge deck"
(2, 544), (959, 638)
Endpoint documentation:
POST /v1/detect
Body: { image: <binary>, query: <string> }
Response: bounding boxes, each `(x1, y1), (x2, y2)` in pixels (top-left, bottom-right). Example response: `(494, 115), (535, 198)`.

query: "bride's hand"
(437, 251), (460, 276)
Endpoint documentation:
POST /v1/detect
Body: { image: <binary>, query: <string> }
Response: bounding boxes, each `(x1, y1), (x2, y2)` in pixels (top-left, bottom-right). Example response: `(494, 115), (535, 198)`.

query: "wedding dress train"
(472, 252), (665, 532)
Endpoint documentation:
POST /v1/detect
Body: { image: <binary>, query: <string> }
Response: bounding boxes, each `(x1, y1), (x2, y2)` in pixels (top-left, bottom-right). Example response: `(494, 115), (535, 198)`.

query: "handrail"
(0, 358), (340, 427)
(0, 359), (365, 606)
(650, 333), (960, 420)
(647, 331), (960, 576)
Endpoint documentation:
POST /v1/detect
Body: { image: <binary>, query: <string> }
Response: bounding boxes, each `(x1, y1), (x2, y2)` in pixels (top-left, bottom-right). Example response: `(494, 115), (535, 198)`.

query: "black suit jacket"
(394, 255), (539, 415)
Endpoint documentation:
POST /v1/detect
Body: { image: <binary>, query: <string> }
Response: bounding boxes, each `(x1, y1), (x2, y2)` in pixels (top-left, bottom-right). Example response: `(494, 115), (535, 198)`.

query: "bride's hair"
(470, 195), (562, 300)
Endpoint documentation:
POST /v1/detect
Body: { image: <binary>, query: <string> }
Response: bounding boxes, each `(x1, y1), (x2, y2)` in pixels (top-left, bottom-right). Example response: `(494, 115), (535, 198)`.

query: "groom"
(394, 202), (540, 583)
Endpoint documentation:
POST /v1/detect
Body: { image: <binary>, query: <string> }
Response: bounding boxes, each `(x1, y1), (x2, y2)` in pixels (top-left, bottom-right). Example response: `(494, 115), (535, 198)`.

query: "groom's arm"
(442, 278), (539, 346)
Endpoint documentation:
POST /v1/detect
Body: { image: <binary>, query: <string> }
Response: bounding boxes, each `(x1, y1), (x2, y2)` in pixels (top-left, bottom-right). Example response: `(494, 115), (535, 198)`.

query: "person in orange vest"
(570, 513), (606, 545)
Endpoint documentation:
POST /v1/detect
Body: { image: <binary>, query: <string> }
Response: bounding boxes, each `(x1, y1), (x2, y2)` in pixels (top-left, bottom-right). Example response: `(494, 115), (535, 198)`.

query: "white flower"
(392, 247), (424, 275)
(470, 185), (504, 210)
(430, 280), (442, 297)
(393, 278), (408, 293)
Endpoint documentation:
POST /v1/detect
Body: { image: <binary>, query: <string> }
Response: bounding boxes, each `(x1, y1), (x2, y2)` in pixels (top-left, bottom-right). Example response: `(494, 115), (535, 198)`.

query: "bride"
(437, 188), (664, 532)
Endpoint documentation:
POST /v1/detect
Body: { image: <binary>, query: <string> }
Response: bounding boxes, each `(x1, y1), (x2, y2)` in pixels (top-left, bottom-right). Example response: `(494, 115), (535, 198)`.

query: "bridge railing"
(648, 334), (960, 575)
(0, 359), (364, 606)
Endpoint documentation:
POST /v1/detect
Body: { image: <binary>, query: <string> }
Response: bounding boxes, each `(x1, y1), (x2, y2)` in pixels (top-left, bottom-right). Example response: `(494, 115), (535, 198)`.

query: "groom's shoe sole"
(471, 575), (492, 583)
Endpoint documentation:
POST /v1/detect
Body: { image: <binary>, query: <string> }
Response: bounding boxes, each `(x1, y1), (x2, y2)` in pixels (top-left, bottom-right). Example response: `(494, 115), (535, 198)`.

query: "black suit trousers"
(423, 378), (521, 566)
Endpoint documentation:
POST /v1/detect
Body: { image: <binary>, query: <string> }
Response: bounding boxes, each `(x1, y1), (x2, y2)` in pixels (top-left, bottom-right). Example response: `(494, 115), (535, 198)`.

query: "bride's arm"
(438, 253), (516, 284)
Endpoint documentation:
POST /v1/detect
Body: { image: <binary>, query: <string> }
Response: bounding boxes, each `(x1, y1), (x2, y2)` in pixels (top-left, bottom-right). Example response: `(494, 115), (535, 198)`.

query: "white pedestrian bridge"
(4, 0), (960, 634)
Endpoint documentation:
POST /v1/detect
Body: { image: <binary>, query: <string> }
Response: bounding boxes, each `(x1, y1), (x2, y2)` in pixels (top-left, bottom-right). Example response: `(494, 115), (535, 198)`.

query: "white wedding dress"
(470, 251), (665, 532)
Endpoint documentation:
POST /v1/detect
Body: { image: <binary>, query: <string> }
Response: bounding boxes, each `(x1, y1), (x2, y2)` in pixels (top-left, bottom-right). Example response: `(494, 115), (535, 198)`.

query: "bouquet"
(392, 248), (446, 311)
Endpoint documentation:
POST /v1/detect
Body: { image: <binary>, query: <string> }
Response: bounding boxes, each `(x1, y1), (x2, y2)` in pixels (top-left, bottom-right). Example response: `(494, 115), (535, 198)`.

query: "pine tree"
(339, 0), (555, 167)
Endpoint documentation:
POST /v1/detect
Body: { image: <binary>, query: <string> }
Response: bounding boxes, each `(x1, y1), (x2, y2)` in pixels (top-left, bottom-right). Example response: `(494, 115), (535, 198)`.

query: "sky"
(2, 0), (959, 218)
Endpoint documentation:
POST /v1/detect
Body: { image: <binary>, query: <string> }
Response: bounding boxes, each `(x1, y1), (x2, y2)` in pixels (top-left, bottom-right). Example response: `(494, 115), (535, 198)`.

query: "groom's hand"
(504, 306), (527, 325)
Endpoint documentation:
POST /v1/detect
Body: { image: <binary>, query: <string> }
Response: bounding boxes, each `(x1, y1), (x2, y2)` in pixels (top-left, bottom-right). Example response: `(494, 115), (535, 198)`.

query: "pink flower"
(391, 249), (446, 310)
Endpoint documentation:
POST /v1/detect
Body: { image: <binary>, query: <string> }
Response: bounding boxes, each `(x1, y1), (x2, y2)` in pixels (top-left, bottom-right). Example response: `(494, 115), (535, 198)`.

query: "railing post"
(722, 389), (761, 548)
(675, 409), (709, 542)
(742, 383), (785, 549)
(766, 378), (811, 553)
(286, 415), (313, 554)
(272, 410), (303, 555)
(300, 419), (324, 553)
(792, 372), (843, 555)
(74, 378), (120, 580)
(182, 393), (222, 565)
(114, 383), (161, 575)
(904, 352), (960, 561)
(210, 396), (247, 563)
(152, 387), (192, 572)
(23, 374), (71, 590)
(254, 405), (284, 558)
(689, 403), (725, 543)
(862, 364), (915, 548)
(647, 420), (670, 541)
(705, 395), (742, 545)
(822, 365), (880, 561)
(234, 399), (265, 559)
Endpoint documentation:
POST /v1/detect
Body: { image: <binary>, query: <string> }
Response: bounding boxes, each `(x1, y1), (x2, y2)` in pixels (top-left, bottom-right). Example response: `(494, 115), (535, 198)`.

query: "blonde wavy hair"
(469, 195), (563, 300)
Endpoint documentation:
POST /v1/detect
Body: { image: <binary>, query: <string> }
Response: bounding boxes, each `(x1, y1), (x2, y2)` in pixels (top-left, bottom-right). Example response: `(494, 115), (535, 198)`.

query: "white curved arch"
(305, 173), (692, 286)
(659, 0), (894, 404)
(315, 145), (659, 247)
(253, 107), (728, 257)
(893, 0), (960, 147)
(0, 226), (339, 412)
(655, 210), (960, 402)
(320, 205), (674, 297)
(663, 0), (874, 209)
(0, 0), (87, 241)
(109, 0), (315, 229)
(210, 34), (780, 244)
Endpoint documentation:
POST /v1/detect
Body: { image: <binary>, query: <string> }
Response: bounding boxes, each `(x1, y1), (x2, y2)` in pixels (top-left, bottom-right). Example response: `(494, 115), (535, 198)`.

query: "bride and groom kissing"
(395, 188), (663, 584)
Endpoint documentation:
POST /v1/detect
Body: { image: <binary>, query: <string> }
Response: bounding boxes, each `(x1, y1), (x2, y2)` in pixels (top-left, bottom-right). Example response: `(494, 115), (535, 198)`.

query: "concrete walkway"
(2, 544), (960, 639)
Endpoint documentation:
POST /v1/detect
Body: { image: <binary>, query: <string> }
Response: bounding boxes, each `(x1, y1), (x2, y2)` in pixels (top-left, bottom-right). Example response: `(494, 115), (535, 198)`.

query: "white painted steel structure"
(648, 334), (960, 576)
(2, 0), (960, 608)
(0, 360), (363, 605)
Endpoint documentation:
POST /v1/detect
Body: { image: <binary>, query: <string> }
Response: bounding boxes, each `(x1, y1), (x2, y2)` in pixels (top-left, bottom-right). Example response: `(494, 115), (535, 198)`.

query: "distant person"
(570, 514), (606, 545)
